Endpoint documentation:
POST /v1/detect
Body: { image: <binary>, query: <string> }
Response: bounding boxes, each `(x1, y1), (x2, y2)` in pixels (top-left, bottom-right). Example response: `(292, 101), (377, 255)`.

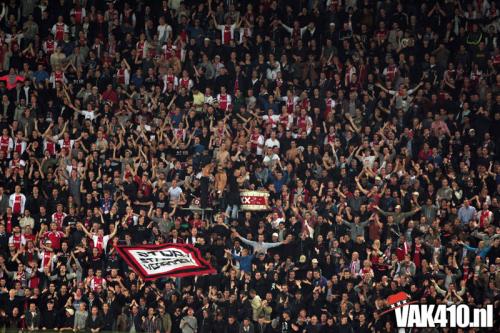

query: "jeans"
(225, 204), (239, 221)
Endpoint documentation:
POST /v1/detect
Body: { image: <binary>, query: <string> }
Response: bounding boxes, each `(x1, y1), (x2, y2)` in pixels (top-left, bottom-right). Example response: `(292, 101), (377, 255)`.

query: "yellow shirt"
(192, 91), (204, 111)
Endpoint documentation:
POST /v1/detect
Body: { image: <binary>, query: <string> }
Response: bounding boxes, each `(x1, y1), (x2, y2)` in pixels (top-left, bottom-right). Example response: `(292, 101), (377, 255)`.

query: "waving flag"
(116, 243), (216, 280)
(380, 292), (417, 316)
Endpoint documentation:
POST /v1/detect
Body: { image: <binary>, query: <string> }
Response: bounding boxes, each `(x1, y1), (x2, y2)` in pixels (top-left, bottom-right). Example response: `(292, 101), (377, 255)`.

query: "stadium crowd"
(0, 0), (499, 332)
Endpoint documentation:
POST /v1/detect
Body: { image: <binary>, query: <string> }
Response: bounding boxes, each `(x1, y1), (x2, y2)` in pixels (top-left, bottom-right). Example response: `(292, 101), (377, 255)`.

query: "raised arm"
(233, 231), (257, 248)
(77, 222), (93, 238)
(108, 221), (120, 239)
(360, 214), (375, 227)
(408, 81), (424, 94)
(342, 219), (354, 227)
(279, 20), (293, 34)
(355, 176), (369, 195)
(263, 241), (285, 250)
(375, 82), (390, 93)
(211, 12), (221, 29)
(345, 114), (360, 133)
(373, 205), (391, 217)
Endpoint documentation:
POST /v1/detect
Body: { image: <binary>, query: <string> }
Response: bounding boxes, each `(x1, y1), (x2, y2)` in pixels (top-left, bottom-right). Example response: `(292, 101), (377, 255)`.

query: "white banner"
(116, 243), (215, 280)
(240, 190), (270, 211)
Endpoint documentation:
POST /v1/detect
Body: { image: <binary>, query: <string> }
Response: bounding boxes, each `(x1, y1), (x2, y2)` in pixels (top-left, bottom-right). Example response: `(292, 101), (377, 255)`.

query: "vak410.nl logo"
(383, 292), (494, 328)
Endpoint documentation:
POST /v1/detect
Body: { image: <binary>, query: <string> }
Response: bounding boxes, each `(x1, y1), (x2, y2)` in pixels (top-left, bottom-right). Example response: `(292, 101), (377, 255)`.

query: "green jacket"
(159, 313), (172, 333)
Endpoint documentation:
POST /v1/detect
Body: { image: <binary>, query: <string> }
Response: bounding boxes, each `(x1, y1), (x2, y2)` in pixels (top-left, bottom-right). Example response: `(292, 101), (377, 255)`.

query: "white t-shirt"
(157, 24), (173, 41)
(81, 110), (97, 120)
(168, 186), (183, 200)
(362, 155), (376, 168)
(264, 138), (280, 149)
(255, 135), (265, 156)
(263, 153), (280, 167)
(262, 115), (280, 128)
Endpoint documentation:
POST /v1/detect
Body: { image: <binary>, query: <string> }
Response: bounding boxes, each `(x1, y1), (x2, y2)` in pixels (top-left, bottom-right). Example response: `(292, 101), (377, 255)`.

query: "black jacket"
(226, 172), (241, 206)
(86, 315), (104, 331)
(102, 311), (115, 331)
(40, 309), (58, 329)
(23, 310), (40, 329)
(128, 314), (143, 332)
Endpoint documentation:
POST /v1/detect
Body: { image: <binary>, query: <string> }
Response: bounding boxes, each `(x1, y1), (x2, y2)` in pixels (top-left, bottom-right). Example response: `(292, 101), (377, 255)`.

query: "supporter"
(0, 0), (498, 332)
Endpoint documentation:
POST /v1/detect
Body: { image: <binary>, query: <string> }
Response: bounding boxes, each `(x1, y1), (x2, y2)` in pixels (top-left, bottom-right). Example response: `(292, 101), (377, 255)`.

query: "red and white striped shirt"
(217, 93), (232, 111)
(217, 24), (236, 44)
